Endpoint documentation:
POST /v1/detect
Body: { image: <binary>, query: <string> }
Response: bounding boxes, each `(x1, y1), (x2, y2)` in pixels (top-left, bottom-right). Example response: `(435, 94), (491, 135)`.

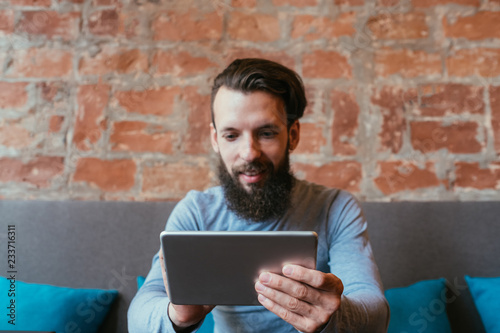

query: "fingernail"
(255, 282), (265, 292)
(260, 273), (271, 283)
(258, 294), (267, 303)
(283, 265), (293, 276)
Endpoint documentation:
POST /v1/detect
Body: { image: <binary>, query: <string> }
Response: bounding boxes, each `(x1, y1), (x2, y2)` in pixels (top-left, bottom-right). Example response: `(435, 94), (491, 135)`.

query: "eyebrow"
(219, 124), (282, 133)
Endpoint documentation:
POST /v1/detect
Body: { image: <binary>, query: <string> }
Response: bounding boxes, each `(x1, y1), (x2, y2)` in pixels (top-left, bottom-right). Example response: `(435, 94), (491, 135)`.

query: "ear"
(288, 120), (300, 151)
(210, 123), (219, 153)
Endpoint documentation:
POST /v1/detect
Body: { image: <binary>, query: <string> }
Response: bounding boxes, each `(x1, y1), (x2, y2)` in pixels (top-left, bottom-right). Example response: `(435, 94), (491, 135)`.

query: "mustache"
(232, 161), (270, 174)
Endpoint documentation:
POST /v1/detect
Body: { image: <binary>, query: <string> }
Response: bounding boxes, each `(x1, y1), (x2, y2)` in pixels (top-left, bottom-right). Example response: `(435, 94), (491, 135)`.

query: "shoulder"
(292, 179), (364, 228)
(293, 178), (359, 210)
(166, 186), (227, 231)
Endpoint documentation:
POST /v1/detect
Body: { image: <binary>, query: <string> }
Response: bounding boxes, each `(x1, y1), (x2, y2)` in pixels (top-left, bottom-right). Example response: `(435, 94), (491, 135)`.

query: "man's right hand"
(159, 249), (215, 330)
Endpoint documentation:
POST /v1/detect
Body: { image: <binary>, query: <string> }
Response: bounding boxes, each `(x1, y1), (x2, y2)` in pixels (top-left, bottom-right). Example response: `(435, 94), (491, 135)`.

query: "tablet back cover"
(160, 231), (317, 305)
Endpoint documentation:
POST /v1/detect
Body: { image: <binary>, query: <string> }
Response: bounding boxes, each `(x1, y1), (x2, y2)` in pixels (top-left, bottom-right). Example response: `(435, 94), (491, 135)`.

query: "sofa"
(0, 200), (499, 332)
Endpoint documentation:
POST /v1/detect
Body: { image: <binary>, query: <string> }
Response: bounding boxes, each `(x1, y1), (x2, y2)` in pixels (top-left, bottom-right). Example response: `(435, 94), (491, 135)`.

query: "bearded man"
(128, 58), (389, 333)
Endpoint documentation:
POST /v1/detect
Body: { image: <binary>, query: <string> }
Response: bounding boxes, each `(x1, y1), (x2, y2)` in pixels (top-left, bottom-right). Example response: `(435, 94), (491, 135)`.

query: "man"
(128, 58), (389, 332)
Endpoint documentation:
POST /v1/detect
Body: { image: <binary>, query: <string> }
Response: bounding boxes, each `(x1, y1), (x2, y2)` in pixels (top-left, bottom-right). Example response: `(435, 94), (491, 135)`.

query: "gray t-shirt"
(128, 179), (389, 332)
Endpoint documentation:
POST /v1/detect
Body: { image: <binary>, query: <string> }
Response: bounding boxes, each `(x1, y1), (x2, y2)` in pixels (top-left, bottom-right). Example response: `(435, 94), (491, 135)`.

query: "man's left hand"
(255, 265), (343, 333)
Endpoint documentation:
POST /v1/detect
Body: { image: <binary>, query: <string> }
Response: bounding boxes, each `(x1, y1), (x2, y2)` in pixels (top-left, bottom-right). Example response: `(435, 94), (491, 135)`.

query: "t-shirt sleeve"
(127, 193), (207, 333)
(321, 190), (390, 332)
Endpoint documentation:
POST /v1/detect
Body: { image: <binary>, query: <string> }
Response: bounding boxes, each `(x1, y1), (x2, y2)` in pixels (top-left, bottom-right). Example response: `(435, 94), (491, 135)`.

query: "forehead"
(213, 87), (286, 129)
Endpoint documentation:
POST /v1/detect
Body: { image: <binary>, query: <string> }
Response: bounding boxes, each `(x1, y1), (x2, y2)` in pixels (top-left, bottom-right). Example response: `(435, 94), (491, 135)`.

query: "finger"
(257, 294), (322, 333)
(283, 265), (343, 293)
(258, 272), (321, 305)
(158, 248), (170, 293)
(255, 280), (314, 315)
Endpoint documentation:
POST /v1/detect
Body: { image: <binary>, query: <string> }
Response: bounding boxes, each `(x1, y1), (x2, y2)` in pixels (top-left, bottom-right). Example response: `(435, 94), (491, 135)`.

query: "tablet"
(160, 231), (318, 305)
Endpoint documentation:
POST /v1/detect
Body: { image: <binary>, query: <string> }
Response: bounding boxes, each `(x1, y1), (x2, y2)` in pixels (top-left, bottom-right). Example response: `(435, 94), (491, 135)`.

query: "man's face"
(211, 86), (300, 193)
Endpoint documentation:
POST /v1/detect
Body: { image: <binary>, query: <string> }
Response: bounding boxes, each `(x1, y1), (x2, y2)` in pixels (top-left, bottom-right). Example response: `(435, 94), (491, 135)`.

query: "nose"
(239, 135), (261, 162)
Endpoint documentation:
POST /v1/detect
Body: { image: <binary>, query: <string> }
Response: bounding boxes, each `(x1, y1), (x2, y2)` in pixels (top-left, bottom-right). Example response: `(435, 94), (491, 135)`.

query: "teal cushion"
(0, 277), (117, 333)
(385, 278), (452, 333)
(465, 275), (500, 333)
(137, 275), (146, 289)
(137, 275), (214, 333)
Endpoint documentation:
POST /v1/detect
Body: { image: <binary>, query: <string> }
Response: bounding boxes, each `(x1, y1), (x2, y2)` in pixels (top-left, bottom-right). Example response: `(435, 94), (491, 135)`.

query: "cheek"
(219, 148), (236, 170)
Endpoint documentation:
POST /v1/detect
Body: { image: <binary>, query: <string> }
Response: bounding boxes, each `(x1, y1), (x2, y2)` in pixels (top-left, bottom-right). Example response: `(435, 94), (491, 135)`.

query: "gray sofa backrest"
(1, 200), (499, 332)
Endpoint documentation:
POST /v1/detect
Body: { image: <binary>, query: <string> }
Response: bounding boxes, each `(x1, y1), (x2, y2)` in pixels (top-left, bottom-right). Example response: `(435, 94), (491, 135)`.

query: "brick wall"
(1, 0), (499, 201)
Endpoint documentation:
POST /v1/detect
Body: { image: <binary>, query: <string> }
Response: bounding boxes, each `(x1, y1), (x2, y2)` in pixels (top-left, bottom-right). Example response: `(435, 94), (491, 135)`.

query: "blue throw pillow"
(385, 278), (452, 333)
(137, 275), (214, 333)
(0, 277), (117, 333)
(137, 275), (146, 289)
(465, 275), (500, 333)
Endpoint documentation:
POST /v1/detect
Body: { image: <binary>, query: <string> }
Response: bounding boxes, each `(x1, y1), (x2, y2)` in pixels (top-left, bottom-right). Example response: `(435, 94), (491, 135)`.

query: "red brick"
(7, 48), (73, 78)
(490, 86), (500, 153)
(182, 88), (212, 155)
(411, 121), (483, 154)
(10, 0), (51, 6)
(228, 12), (280, 42)
(335, 0), (364, 5)
(413, 0), (480, 6)
(375, 48), (441, 78)
(49, 115), (64, 133)
(38, 82), (66, 102)
(374, 161), (441, 195)
(73, 84), (110, 151)
(417, 84), (484, 116)
(88, 10), (121, 36)
(142, 162), (211, 195)
(293, 161), (361, 192)
(368, 12), (429, 39)
(447, 48), (500, 77)
(79, 47), (148, 75)
(273, 0), (318, 6)
(18, 11), (80, 40)
(303, 50), (352, 79)
(455, 162), (500, 190)
(153, 10), (222, 41)
(378, 0), (398, 5)
(223, 49), (295, 70)
(294, 123), (326, 154)
(114, 87), (180, 116)
(110, 121), (174, 153)
(121, 11), (143, 39)
(0, 10), (14, 34)
(292, 13), (355, 41)
(372, 86), (417, 153)
(331, 90), (359, 155)
(0, 123), (32, 148)
(444, 12), (500, 40)
(0, 82), (28, 108)
(0, 156), (64, 188)
(73, 158), (136, 192)
(93, 0), (117, 5)
(231, 0), (257, 7)
(152, 51), (217, 77)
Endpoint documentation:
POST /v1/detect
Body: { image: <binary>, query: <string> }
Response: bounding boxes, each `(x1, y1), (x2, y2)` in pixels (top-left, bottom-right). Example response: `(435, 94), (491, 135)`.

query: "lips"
(240, 171), (265, 184)
(233, 160), (272, 187)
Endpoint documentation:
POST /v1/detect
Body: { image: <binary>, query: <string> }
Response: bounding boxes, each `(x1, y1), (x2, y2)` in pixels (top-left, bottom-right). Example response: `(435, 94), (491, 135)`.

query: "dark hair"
(210, 58), (307, 129)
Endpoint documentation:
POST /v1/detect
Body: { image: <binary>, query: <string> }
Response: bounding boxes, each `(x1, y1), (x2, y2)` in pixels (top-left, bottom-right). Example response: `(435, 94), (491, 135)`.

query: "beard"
(217, 152), (295, 222)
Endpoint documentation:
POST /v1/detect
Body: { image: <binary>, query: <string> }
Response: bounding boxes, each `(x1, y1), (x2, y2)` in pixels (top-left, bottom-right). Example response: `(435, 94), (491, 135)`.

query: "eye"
(259, 130), (277, 139)
(222, 133), (238, 141)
